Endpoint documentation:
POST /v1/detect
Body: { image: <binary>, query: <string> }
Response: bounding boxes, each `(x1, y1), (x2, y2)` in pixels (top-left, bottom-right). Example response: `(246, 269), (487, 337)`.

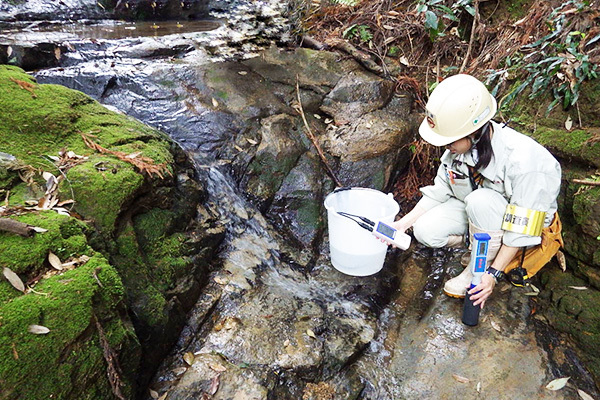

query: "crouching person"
(392, 74), (563, 308)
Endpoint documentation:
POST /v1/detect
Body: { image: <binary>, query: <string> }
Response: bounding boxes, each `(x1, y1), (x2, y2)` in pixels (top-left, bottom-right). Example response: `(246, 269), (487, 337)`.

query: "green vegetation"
(487, 1), (598, 114)
(343, 24), (373, 43)
(416, 0), (474, 41)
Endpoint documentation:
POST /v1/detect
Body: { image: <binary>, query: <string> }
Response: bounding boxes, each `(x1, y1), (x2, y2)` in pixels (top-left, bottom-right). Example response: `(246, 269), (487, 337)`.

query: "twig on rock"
(294, 77), (343, 188)
(572, 179), (600, 186)
(94, 314), (126, 400)
(0, 218), (36, 237)
(325, 38), (384, 75)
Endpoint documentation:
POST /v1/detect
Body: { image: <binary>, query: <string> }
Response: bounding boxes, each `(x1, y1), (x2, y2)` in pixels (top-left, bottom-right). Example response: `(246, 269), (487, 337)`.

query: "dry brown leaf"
(212, 98), (219, 107)
(208, 375), (220, 395)
(149, 389), (159, 399)
(306, 329), (317, 339)
(3, 267), (25, 292)
(577, 389), (594, 400)
(565, 116), (573, 131)
(28, 324), (50, 334)
(557, 250), (566, 272)
(233, 145), (244, 152)
(490, 320), (502, 332)
(214, 276), (228, 285)
(546, 377), (570, 390)
(48, 252), (63, 270)
(183, 352), (195, 366)
(208, 362), (227, 372)
(452, 374), (470, 383)
(246, 138), (258, 145)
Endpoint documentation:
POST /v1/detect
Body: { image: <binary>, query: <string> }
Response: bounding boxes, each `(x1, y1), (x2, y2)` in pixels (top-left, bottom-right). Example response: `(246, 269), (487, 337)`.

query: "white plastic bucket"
(324, 187), (400, 276)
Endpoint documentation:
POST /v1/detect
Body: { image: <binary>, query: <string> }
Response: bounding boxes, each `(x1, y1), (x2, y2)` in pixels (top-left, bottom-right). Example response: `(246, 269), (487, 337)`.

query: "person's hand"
(467, 273), (496, 308)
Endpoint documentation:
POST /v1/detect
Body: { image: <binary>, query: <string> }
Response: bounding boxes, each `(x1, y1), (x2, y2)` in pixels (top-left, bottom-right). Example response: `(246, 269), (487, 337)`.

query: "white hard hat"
(418, 74), (497, 146)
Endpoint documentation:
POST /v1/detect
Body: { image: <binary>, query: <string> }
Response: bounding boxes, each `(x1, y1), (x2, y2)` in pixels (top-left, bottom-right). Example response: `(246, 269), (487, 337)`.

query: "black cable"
(336, 212), (375, 231)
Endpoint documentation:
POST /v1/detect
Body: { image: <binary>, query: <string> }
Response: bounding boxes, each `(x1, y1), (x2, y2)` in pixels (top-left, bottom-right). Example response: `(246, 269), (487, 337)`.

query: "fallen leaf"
(565, 116), (573, 131)
(125, 152), (142, 159)
(557, 250), (566, 272)
(234, 145), (244, 152)
(214, 276), (228, 285)
(306, 329), (317, 339)
(3, 267), (25, 292)
(48, 252), (63, 270)
(546, 377), (570, 391)
(7, 46), (12, 57)
(31, 226), (48, 233)
(208, 375), (220, 395)
(452, 374), (470, 383)
(212, 98), (219, 107)
(476, 381), (481, 393)
(246, 138), (258, 145)
(149, 389), (159, 399)
(399, 56), (410, 66)
(283, 339), (290, 347)
(54, 47), (61, 60)
(208, 362), (227, 372)
(238, 71), (248, 75)
(569, 286), (588, 290)
(28, 325), (50, 334)
(578, 389), (594, 400)
(490, 320), (502, 332)
(382, 24), (395, 29)
(183, 352), (195, 366)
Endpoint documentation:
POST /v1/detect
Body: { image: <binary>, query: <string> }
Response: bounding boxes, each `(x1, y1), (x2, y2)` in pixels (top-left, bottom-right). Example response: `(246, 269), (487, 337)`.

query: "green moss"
(66, 155), (144, 233)
(0, 66), (177, 241)
(0, 212), (87, 275)
(113, 223), (169, 327)
(0, 256), (137, 400)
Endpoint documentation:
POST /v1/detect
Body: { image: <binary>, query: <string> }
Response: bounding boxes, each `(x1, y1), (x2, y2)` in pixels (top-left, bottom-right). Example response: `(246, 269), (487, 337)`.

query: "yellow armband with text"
(501, 204), (545, 236)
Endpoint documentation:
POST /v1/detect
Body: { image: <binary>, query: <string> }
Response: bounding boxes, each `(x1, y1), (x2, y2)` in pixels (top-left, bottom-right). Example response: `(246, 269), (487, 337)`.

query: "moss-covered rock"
(540, 267), (600, 383)
(0, 212), (140, 400)
(0, 66), (225, 398)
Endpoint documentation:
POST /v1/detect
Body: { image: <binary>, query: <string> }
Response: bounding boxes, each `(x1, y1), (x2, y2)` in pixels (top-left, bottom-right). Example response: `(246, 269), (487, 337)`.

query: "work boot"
(443, 221), (503, 298)
(443, 266), (474, 298)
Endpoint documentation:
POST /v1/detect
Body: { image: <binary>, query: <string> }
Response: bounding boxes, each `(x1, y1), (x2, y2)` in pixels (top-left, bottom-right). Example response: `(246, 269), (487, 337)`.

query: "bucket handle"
(333, 187), (352, 193)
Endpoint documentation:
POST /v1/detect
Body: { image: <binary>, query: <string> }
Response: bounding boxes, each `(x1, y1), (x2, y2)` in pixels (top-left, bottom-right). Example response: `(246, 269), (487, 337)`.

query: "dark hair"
(474, 122), (493, 170)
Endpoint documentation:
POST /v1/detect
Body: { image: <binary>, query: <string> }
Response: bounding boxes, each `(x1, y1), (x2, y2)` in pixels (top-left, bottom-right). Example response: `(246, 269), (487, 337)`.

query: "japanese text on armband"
(501, 204), (546, 236)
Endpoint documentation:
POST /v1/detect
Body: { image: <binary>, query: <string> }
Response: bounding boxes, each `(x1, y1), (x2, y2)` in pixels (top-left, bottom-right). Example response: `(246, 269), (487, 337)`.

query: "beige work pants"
(412, 189), (508, 248)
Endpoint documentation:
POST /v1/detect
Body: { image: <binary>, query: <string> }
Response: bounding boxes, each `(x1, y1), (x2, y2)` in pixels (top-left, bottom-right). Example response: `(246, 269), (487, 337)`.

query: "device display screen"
(477, 241), (487, 256)
(376, 222), (395, 239)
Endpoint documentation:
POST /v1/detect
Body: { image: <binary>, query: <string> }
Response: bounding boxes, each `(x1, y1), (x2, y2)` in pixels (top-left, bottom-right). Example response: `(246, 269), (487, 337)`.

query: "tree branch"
(0, 218), (35, 237)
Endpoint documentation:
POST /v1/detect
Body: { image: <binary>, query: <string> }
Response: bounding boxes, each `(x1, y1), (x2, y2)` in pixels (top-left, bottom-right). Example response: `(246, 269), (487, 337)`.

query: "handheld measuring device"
(462, 232), (490, 326)
(336, 212), (411, 250)
(371, 221), (411, 250)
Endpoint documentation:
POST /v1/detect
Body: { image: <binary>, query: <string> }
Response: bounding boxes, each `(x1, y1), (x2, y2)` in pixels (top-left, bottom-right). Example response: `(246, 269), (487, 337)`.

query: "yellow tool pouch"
(504, 212), (563, 278)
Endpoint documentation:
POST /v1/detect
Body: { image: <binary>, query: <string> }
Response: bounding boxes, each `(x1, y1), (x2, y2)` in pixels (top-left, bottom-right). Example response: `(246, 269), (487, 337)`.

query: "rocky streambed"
(1, 1), (600, 399)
